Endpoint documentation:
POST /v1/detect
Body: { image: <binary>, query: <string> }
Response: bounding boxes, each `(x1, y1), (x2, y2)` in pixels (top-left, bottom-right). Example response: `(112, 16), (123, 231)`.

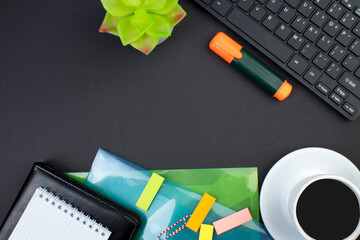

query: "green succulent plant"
(99, 0), (186, 55)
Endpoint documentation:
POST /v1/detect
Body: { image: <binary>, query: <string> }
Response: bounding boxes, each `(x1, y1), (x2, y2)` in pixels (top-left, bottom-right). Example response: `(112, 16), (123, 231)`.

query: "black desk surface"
(0, 0), (359, 231)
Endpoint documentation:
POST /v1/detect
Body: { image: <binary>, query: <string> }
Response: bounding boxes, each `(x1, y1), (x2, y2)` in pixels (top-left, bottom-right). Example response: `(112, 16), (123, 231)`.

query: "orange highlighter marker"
(210, 32), (292, 101)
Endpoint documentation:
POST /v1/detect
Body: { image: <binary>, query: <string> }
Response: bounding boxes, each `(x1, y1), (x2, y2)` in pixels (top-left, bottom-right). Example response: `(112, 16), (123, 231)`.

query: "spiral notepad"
(9, 187), (112, 240)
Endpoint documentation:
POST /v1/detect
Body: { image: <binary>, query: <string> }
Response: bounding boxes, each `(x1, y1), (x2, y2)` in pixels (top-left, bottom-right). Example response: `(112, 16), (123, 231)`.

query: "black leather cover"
(0, 163), (141, 240)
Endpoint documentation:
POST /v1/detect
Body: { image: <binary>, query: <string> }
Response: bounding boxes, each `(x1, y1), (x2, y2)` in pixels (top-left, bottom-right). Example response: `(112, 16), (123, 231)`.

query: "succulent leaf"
(149, 0), (178, 15)
(130, 34), (160, 55)
(100, 0), (136, 17)
(163, 4), (186, 27)
(145, 0), (166, 11)
(121, 0), (142, 8)
(100, 0), (187, 55)
(99, 12), (121, 36)
(146, 15), (172, 38)
(130, 10), (155, 35)
(117, 16), (143, 45)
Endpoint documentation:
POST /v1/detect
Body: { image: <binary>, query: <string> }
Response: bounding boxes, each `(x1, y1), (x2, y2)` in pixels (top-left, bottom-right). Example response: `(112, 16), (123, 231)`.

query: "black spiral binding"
(38, 187), (111, 238)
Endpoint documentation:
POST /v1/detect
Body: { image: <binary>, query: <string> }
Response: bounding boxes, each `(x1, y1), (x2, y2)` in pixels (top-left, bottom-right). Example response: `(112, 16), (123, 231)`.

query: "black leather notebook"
(0, 163), (141, 240)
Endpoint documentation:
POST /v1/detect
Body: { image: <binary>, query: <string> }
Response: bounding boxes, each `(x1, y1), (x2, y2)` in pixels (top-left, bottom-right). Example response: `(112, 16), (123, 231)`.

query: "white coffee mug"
(288, 174), (360, 240)
(260, 148), (360, 240)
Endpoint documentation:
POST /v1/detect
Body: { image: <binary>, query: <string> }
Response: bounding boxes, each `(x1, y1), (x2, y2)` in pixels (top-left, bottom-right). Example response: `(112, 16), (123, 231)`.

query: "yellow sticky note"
(199, 224), (214, 240)
(186, 193), (216, 232)
(136, 173), (164, 211)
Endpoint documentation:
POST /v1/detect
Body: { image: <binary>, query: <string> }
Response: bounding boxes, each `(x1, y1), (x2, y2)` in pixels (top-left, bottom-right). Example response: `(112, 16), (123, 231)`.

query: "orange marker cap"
(273, 80), (292, 101)
(209, 32), (243, 63)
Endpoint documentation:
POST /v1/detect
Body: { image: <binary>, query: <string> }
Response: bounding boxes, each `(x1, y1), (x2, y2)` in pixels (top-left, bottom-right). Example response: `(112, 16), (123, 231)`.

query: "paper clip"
(213, 208), (253, 235)
(136, 173), (164, 211)
(186, 193), (216, 232)
(157, 215), (191, 240)
(199, 224), (214, 240)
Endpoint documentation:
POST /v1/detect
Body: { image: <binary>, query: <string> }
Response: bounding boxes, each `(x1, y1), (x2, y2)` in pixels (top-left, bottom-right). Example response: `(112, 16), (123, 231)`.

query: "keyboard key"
(262, 14), (280, 31)
(279, 6), (295, 23)
(355, 8), (360, 17)
(291, 16), (308, 32)
(316, 81), (331, 95)
(313, 52), (330, 69)
(285, 0), (301, 8)
(275, 24), (292, 40)
(310, 10), (328, 28)
(349, 39), (360, 56)
(202, 0), (213, 4)
(304, 66), (322, 84)
(343, 102), (357, 115)
(323, 20), (342, 37)
(298, 1), (315, 17)
(288, 33), (305, 50)
(266, 0), (283, 13)
(304, 25), (321, 42)
(330, 92), (344, 105)
(326, 62), (342, 79)
(341, 0), (355, 10)
(335, 85), (349, 98)
(257, 0), (267, 4)
(340, 12), (357, 29)
(338, 72), (360, 98)
(355, 67), (360, 78)
(327, 3), (345, 19)
(316, 35), (334, 52)
(353, 22), (360, 37)
(288, 54), (309, 75)
(314, 0), (331, 10)
(212, 0), (233, 16)
(329, 45), (346, 61)
(300, 43), (318, 59)
(342, 54), (359, 71)
(250, 5), (267, 21)
(227, 8), (293, 62)
(237, 0), (255, 12)
(336, 29), (354, 47)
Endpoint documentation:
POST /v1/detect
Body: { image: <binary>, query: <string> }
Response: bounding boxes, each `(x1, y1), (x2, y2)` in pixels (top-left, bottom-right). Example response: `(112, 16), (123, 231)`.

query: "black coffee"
(296, 179), (359, 240)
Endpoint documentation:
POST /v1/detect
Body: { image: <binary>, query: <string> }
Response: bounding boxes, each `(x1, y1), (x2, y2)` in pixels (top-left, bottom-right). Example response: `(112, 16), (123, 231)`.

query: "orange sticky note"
(213, 208), (253, 235)
(186, 193), (216, 232)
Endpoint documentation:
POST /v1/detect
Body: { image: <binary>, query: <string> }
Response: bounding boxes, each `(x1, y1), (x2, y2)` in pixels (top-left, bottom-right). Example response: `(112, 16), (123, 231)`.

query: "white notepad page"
(9, 187), (112, 240)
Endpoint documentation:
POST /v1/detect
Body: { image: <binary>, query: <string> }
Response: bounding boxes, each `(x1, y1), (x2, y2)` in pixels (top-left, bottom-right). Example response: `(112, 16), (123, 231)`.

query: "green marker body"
(231, 49), (285, 96)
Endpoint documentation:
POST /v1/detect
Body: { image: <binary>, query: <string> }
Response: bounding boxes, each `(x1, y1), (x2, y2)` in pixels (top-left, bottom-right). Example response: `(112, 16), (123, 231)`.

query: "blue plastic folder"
(85, 149), (272, 240)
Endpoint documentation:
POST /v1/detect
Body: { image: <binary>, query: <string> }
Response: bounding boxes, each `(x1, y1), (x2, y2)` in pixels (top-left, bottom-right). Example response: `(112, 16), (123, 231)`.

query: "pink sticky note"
(213, 208), (253, 235)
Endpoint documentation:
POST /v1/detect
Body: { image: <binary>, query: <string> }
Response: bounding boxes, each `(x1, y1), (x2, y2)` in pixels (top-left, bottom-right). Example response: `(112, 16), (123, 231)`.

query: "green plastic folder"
(66, 167), (259, 221)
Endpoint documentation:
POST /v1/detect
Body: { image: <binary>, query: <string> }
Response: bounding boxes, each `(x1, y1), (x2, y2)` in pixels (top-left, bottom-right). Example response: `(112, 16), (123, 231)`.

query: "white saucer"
(260, 147), (360, 240)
